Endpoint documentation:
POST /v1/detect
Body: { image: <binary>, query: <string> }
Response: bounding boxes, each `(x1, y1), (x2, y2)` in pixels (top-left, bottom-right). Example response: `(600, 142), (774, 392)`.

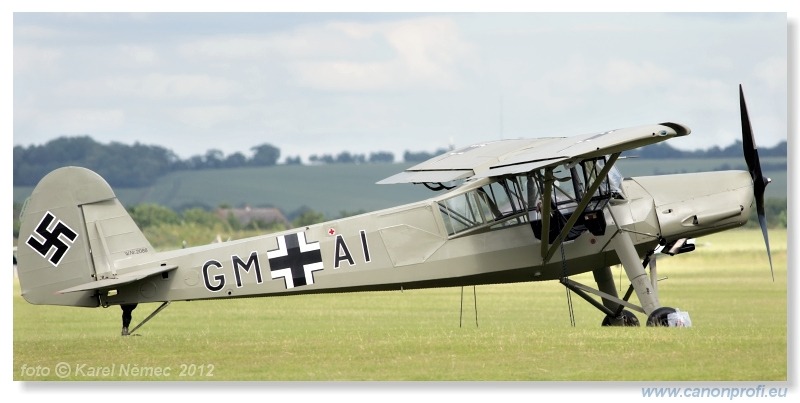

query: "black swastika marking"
(26, 211), (79, 267)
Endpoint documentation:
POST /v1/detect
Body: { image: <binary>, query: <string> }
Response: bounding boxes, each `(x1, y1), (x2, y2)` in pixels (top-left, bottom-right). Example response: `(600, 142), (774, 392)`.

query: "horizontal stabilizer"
(58, 264), (177, 294)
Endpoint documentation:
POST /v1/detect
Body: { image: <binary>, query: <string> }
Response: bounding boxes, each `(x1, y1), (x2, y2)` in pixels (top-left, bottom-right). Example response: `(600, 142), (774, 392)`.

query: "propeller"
(739, 84), (774, 280)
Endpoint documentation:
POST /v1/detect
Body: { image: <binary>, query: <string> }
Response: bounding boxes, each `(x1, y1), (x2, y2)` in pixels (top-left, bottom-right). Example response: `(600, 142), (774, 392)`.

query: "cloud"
(56, 73), (241, 102)
(13, 45), (63, 75)
(170, 105), (249, 130)
(117, 45), (159, 66)
(754, 57), (787, 91)
(18, 107), (127, 136)
(598, 60), (672, 93)
(11, 13), (787, 160)
(289, 16), (471, 92)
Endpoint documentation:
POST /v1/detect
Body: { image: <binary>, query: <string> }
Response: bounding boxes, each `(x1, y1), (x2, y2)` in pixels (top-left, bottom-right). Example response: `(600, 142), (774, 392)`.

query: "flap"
(376, 170), (473, 185)
(474, 157), (569, 178)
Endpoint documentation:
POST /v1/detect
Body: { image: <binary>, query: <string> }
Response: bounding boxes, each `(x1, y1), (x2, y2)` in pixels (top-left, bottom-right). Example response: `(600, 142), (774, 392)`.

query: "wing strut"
(540, 153), (621, 263)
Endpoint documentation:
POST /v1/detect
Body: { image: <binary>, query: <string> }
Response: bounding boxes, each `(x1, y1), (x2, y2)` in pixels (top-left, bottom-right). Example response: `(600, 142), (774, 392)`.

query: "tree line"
(14, 135), (786, 188)
(634, 140), (786, 159)
(13, 135), (452, 188)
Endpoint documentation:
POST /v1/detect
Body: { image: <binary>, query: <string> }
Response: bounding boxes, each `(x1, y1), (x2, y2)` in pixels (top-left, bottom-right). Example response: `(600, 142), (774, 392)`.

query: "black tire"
(601, 309), (640, 327)
(646, 306), (677, 327)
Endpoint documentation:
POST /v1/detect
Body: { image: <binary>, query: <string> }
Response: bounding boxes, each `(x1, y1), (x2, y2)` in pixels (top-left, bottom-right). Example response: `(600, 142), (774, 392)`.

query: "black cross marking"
(26, 211), (79, 267)
(267, 232), (323, 289)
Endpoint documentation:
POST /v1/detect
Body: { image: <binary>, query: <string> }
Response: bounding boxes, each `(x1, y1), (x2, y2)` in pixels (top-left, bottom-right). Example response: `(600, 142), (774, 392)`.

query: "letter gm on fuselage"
(201, 230), (371, 292)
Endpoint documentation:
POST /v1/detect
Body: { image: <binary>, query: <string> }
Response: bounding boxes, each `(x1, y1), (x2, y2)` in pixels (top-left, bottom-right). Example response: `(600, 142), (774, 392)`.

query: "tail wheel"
(602, 309), (640, 327)
(646, 306), (677, 327)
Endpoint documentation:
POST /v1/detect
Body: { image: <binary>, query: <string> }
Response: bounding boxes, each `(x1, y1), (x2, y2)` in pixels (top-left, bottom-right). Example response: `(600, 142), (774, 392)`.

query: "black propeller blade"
(739, 84), (774, 280)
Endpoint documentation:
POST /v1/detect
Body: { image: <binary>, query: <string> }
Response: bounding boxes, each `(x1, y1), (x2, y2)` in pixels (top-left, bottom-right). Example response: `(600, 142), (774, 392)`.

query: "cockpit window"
(439, 177), (528, 236)
(438, 156), (618, 238)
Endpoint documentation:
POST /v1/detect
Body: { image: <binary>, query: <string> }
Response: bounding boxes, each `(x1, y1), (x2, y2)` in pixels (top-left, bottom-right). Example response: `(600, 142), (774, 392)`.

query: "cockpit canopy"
(437, 156), (622, 239)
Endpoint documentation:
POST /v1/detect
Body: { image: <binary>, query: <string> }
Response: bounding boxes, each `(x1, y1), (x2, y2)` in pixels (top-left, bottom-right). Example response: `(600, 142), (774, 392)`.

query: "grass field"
(13, 229), (787, 382)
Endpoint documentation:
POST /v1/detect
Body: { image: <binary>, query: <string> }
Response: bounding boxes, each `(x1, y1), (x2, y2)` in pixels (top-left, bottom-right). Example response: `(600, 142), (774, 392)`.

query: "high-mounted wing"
(377, 138), (559, 184)
(378, 122), (690, 184)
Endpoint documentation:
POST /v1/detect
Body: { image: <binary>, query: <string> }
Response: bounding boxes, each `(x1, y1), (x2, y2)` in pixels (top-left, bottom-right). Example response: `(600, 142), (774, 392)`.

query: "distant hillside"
(13, 164), (436, 220)
(14, 134), (786, 190)
(13, 156), (786, 220)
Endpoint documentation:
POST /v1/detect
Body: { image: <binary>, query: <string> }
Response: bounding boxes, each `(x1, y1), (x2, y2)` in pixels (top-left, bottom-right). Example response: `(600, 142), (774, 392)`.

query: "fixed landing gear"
(568, 260), (680, 328)
(602, 309), (640, 327)
(121, 303), (137, 336)
(600, 307), (682, 327)
(646, 306), (677, 327)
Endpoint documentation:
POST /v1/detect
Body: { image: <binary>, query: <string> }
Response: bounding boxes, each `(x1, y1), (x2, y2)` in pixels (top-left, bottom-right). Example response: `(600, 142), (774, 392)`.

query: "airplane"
(15, 85), (774, 335)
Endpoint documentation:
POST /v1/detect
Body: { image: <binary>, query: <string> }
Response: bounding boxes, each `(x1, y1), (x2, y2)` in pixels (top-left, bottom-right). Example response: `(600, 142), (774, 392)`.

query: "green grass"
(13, 229), (786, 381)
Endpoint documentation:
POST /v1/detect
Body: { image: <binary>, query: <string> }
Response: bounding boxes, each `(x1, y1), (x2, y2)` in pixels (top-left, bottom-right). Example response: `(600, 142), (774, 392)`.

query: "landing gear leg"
(611, 232), (661, 316)
(121, 303), (137, 336)
(611, 232), (679, 327)
(593, 266), (640, 326)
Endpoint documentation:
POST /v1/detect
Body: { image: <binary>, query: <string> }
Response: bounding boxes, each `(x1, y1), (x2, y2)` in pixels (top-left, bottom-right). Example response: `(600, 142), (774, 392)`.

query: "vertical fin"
(16, 166), (152, 307)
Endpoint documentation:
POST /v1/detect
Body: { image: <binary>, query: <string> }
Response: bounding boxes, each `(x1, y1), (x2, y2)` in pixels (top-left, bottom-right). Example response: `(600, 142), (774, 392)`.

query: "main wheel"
(601, 309), (640, 327)
(646, 306), (677, 327)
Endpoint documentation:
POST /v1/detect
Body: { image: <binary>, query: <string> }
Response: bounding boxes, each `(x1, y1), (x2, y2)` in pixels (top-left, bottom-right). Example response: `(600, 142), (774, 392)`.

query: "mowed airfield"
(13, 227), (786, 381)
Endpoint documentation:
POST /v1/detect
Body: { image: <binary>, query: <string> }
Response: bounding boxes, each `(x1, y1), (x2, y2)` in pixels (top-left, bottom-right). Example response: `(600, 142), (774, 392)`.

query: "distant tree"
(250, 144), (281, 167)
(630, 139), (787, 159)
(403, 148), (448, 163)
(13, 202), (22, 238)
(223, 152), (247, 168)
(186, 155), (205, 170)
(369, 151), (394, 163)
(204, 149), (225, 169)
(13, 136), (178, 187)
(225, 210), (241, 231)
(284, 155), (303, 165)
(336, 151), (355, 164)
(288, 206), (325, 226)
(337, 209), (366, 219)
(309, 154), (335, 164)
(762, 141), (787, 157)
(293, 210), (326, 227)
(182, 208), (223, 227)
(128, 203), (181, 229)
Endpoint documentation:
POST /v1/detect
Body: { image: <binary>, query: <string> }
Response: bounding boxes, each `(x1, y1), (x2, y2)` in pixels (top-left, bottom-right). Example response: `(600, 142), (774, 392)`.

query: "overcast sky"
(11, 10), (789, 162)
